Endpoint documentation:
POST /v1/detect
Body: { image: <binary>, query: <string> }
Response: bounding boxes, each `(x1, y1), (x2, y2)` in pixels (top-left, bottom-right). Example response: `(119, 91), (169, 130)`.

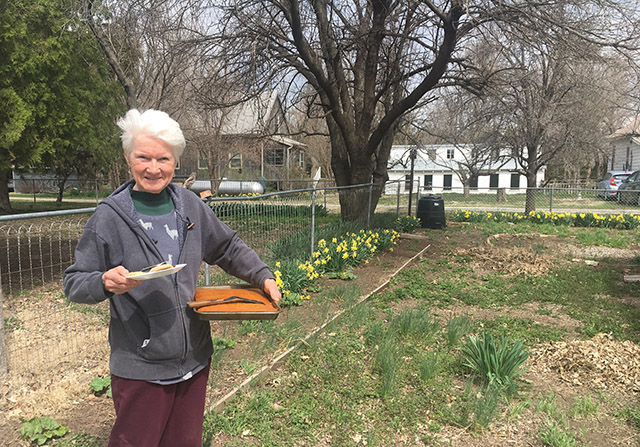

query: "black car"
(617, 170), (640, 205)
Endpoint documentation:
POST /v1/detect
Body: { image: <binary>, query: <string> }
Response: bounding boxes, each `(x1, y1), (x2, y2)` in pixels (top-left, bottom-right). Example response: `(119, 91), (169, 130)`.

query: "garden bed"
(2, 221), (640, 446)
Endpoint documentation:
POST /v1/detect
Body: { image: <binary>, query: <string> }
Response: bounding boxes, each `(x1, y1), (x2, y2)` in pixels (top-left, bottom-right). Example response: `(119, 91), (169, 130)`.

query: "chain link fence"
(1, 182), (639, 390)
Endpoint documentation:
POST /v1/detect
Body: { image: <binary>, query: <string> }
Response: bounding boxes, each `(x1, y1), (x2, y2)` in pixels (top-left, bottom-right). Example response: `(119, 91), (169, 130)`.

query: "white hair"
(117, 109), (186, 160)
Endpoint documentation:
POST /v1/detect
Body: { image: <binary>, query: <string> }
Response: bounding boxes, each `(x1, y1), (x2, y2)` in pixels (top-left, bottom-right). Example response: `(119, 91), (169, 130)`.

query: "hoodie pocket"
(137, 307), (184, 361)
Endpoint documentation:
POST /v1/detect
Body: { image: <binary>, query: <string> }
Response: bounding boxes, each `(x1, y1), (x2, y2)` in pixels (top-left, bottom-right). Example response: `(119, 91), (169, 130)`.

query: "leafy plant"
(536, 392), (564, 421)
(538, 418), (577, 447)
(461, 333), (529, 390)
(89, 376), (112, 398)
(19, 417), (69, 445)
(571, 393), (600, 417)
(212, 336), (236, 349)
(4, 316), (24, 331)
(240, 359), (258, 375)
(391, 308), (440, 339)
(394, 215), (421, 233)
(373, 334), (400, 398)
(326, 269), (357, 280)
(54, 431), (102, 447)
(418, 351), (440, 382)
(457, 381), (502, 432)
(211, 336), (237, 368)
(444, 315), (474, 346)
(615, 404), (640, 429)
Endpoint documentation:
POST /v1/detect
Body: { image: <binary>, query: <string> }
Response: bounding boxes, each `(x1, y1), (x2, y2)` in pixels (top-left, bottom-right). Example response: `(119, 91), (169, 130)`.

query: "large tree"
(0, 0), (122, 213)
(490, 31), (626, 212)
(213, 0), (638, 221)
(0, 0), (70, 213)
(37, 24), (125, 202)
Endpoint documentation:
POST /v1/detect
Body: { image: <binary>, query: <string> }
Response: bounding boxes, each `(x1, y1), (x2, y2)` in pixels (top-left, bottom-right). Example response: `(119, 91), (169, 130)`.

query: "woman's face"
(126, 134), (176, 194)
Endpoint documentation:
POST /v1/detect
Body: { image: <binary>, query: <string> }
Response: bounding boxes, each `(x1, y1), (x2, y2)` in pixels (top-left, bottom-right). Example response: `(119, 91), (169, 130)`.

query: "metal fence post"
(396, 180), (401, 217)
(0, 284), (7, 378)
(323, 179), (327, 210)
(367, 183), (372, 229)
(311, 187), (317, 256)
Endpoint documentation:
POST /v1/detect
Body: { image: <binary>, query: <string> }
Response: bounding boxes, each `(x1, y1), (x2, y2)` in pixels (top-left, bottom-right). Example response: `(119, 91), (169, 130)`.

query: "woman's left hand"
(263, 278), (281, 303)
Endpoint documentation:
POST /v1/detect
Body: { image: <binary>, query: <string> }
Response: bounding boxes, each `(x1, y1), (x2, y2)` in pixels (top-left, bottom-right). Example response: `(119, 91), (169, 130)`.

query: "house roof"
(609, 117), (640, 139)
(270, 135), (307, 148)
(219, 90), (282, 135)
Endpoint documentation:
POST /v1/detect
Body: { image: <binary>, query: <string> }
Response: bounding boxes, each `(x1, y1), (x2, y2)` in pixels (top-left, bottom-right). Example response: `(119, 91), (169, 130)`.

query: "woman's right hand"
(102, 266), (142, 294)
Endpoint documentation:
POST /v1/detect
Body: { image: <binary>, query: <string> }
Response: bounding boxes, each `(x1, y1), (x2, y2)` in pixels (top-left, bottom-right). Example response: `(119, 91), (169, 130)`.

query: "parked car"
(596, 170), (633, 200)
(617, 170), (640, 205)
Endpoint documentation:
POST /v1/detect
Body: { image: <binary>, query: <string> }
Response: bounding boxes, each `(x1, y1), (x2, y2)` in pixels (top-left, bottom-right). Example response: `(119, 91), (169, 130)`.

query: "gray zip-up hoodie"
(63, 180), (274, 380)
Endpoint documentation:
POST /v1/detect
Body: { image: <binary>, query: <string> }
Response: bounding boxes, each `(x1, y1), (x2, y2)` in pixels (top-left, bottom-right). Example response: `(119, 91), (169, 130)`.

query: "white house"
(386, 144), (546, 194)
(608, 117), (640, 171)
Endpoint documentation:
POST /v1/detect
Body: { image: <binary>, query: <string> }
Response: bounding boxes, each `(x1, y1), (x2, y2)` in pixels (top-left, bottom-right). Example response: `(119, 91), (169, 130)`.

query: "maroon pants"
(108, 361), (211, 447)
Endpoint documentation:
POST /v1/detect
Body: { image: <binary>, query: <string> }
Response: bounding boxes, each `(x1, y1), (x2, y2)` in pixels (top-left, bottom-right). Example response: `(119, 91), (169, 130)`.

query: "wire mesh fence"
(1, 182), (639, 388)
(392, 183), (640, 216)
(0, 184), (379, 384)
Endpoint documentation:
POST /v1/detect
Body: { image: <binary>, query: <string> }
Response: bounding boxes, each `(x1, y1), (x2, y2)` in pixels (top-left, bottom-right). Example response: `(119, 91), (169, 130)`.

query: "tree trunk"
(56, 176), (69, 203)
(0, 170), (12, 214)
(525, 173), (538, 213)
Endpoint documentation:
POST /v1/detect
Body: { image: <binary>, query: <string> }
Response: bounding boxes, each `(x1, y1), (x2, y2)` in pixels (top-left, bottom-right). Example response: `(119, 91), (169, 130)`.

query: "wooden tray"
(191, 284), (280, 321)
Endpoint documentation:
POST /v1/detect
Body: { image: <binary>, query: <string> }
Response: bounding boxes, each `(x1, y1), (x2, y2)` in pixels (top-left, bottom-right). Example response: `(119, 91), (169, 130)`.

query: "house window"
(423, 174), (433, 191)
(229, 153), (242, 169)
(443, 174), (452, 190)
(489, 173), (499, 189)
(470, 177), (478, 189)
(446, 148), (455, 159)
(510, 173), (520, 189)
(298, 151), (305, 168)
(404, 174), (412, 191)
(265, 147), (285, 166)
(198, 150), (208, 170)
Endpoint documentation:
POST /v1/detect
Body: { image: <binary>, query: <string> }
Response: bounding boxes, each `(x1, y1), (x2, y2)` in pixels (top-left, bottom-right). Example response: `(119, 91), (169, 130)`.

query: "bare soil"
(2, 223), (640, 446)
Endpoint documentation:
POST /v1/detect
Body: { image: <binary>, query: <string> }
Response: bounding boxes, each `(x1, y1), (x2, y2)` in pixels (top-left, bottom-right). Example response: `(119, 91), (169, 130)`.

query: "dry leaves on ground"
(528, 333), (640, 393)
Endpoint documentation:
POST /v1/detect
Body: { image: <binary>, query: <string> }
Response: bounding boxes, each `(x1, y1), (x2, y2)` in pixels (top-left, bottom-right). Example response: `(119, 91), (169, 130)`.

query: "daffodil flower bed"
(451, 209), (640, 229)
(394, 215), (421, 233)
(272, 229), (400, 307)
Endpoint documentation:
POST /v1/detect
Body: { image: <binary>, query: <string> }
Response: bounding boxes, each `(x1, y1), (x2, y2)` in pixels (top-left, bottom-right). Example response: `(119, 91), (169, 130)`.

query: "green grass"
(375, 238), (640, 343)
(615, 404), (640, 430)
(479, 316), (567, 345)
(7, 198), (96, 214)
(198, 220), (640, 445)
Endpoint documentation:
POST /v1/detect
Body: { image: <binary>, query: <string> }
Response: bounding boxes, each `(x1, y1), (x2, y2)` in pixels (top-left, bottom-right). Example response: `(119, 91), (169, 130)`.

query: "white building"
(386, 144), (546, 194)
(608, 118), (640, 171)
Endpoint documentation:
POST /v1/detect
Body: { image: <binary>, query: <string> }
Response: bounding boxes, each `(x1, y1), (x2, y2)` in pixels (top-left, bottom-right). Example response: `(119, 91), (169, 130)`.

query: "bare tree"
(483, 25), (633, 212)
(405, 86), (510, 197)
(85, 0), (210, 113)
(212, 0), (639, 221)
(288, 88), (333, 180)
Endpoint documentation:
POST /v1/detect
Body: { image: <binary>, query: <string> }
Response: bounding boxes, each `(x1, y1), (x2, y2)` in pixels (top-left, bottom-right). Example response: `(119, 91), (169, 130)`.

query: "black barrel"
(417, 195), (446, 229)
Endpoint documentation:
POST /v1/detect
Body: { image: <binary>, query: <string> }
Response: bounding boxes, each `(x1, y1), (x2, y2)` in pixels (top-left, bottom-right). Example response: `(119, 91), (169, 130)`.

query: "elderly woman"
(63, 109), (281, 447)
